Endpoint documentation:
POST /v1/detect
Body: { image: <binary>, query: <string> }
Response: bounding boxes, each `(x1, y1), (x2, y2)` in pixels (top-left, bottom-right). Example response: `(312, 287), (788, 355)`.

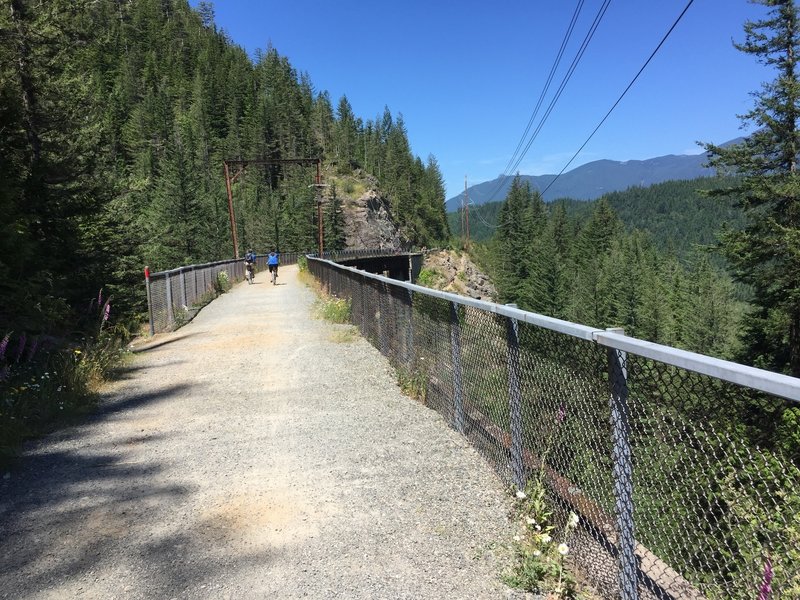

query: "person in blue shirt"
(267, 249), (279, 284)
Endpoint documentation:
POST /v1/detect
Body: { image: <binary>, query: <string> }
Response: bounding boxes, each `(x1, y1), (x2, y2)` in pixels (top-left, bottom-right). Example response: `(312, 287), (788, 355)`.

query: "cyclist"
(267, 249), (279, 284)
(244, 249), (256, 283)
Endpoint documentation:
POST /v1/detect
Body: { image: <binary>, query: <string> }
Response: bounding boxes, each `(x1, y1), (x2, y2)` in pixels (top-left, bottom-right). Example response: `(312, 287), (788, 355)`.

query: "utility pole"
(311, 161), (328, 257)
(223, 157), (322, 259)
(223, 161), (241, 259)
(460, 182), (465, 240)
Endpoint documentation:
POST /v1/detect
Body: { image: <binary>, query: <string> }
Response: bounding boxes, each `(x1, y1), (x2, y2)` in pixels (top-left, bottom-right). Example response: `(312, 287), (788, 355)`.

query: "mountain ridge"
(445, 144), (741, 212)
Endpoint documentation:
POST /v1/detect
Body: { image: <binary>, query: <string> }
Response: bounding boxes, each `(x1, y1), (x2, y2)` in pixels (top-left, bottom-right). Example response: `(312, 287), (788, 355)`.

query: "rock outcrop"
(344, 188), (406, 250)
(421, 249), (497, 302)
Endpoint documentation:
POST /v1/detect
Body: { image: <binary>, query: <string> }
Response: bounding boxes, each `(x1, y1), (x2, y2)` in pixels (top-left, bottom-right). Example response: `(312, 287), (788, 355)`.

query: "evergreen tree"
(334, 95), (359, 170)
(568, 198), (622, 326)
(325, 183), (346, 252)
(705, 0), (800, 374)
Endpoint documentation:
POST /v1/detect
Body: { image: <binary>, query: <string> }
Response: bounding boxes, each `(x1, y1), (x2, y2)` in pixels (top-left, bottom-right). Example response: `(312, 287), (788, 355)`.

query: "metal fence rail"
(308, 256), (800, 600)
(144, 249), (394, 334)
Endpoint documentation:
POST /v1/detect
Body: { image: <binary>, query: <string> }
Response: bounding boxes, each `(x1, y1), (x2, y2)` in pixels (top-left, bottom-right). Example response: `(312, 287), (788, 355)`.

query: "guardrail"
(307, 255), (800, 600)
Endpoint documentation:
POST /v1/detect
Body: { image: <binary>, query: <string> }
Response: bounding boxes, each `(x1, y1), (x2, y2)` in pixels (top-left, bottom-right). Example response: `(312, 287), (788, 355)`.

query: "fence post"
(360, 279), (367, 336)
(165, 271), (174, 330)
(144, 267), (155, 336)
(607, 327), (638, 600)
(449, 301), (465, 433)
(505, 305), (525, 491)
(406, 288), (415, 369)
(179, 268), (187, 309)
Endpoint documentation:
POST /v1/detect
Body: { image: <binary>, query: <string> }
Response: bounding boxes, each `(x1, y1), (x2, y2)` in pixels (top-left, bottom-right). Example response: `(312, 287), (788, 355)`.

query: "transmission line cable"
(541, 0), (695, 197)
(507, 0), (612, 177)
(500, 0), (586, 177)
(481, 0), (612, 207)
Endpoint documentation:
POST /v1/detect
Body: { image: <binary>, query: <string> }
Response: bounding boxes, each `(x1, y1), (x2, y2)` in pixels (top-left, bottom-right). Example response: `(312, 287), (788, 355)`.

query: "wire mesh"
(308, 256), (800, 600)
(146, 258), (244, 333)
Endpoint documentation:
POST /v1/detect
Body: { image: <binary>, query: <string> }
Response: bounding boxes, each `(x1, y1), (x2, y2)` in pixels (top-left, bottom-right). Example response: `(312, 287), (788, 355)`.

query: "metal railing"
(308, 255), (800, 600)
(144, 249), (396, 334)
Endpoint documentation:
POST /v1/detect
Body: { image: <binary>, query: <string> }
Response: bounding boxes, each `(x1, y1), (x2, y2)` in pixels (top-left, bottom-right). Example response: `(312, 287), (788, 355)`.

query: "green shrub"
(397, 367), (427, 403)
(316, 296), (351, 324)
(0, 328), (127, 463)
(213, 270), (231, 294)
(417, 268), (443, 288)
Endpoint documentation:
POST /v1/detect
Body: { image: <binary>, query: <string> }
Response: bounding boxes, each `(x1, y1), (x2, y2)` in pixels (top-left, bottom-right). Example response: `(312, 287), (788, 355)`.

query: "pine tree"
(705, 0), (800, 374)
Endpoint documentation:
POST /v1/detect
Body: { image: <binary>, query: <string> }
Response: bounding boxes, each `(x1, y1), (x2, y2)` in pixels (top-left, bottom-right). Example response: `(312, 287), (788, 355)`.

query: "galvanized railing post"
(179, 268), (187, 309)
(191, 266), (197, 306)
(449, 301), (465, 433)
(360, 279), (367, 336)
(144, 267), (155, 336)
(406, 288), (415, 369)
(165, 271), (174, 329)
(506, 306), (525, 491)
(607, 327), (638, 600)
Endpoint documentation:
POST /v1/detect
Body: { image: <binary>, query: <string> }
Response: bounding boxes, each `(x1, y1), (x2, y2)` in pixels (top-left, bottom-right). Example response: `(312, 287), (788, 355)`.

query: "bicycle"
(270, 265), (278, 285)
(245, 261), (255, 284)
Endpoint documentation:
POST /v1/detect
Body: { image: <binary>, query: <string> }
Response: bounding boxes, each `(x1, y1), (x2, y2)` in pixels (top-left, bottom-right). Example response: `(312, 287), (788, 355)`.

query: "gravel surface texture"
(0, 265), (523, 599)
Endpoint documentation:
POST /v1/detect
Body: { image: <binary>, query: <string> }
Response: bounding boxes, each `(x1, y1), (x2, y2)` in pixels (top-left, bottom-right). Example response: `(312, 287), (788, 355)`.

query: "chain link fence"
(144, 249), (396, 334)
(308, 255), (800, 600)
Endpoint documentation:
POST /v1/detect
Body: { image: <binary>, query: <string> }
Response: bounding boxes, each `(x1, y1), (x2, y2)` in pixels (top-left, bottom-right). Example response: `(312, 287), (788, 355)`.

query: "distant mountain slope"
(446, 151), (716, 211)
(449, 176), (744, 257)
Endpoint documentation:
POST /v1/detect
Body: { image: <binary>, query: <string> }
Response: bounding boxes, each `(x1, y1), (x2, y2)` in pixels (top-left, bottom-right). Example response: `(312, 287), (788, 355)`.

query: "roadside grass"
(299, 266), (353, 325)
(329, 326), (359, 343)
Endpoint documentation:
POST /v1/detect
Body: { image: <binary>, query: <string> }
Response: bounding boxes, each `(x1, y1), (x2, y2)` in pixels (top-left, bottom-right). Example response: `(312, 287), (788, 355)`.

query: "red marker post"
(144, 266), (155, 336)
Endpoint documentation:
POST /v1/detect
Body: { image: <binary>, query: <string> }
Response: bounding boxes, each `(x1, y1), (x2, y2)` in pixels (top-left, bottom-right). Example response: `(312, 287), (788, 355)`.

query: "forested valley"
(456, 176), (749, 363)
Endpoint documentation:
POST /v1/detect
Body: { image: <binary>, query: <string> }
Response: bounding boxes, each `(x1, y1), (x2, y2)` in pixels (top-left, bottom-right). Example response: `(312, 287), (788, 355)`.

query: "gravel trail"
(0, 265), (519, 599)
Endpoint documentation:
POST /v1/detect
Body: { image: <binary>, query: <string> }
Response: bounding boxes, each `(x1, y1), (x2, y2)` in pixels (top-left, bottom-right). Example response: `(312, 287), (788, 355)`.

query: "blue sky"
(191, 0), (772, 199)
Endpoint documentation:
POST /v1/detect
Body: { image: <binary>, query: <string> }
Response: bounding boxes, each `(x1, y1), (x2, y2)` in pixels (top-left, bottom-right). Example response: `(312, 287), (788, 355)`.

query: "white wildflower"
(526, 517), (536, 526)
(515, 490), (527, 500)
(532, 549), (541, 557)
(541, 533), (552, 543)
(568, 512), (579, 528)
(557, 543), (569, 555)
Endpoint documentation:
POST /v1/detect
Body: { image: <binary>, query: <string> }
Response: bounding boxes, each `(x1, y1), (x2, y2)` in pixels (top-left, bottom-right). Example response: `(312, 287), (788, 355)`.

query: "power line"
(507, 0), (612, 177)
(500, 0), (586, 178)
(480, 0), (612, 207)
(542, 0), (696, 197)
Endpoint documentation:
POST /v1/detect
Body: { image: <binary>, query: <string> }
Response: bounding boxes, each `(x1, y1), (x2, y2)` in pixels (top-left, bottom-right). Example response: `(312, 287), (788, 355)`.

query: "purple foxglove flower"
(557, 404), (566, 424)
(14, 333), (26, 363)
(26, 336), (39, 362)
(758, 557), (773, 600)
(98, 288), (103, 307)
(103, 303), (111, 322)
(0, 333), (9, 362)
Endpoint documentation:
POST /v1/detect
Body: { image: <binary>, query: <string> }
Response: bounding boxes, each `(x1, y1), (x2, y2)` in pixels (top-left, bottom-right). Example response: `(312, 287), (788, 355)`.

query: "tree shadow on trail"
(0, 382), (278, 597)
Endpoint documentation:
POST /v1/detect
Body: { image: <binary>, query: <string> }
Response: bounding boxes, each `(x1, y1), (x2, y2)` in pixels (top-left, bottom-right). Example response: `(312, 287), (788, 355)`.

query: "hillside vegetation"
(474, 177), (745, 361)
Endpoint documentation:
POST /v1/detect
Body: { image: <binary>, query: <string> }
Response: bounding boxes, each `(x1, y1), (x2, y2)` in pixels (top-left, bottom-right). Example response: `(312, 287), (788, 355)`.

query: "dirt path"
(0, 265), (518, 599)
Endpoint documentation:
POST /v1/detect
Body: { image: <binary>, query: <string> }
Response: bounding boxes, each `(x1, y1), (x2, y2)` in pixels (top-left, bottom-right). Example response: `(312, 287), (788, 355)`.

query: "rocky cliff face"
(331, 171), (406, 251)
(421, 249), (497, 302)
(344, 188), (406, 250)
